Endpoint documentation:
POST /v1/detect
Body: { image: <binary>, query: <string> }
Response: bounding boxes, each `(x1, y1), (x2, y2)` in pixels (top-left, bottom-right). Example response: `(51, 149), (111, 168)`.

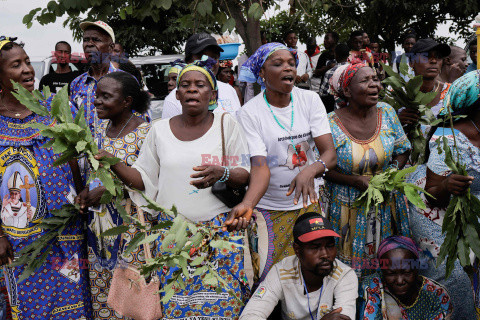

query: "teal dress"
(325, 103), (411, 275)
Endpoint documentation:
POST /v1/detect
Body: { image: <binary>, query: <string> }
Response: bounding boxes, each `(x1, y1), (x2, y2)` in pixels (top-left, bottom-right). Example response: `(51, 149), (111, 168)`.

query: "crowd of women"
(0, 21), (479, 320)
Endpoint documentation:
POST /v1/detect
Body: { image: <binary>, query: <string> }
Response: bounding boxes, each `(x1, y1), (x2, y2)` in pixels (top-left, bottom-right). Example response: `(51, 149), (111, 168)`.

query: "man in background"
(284, 30), (312, 89)
(306, 37), (322, 93)
(39, 41), (80, 93)
(466, 37), (477, 73)
(314, 31), (339, 84)
(440, 45), (467, 83)
(319, 43), (349, 112)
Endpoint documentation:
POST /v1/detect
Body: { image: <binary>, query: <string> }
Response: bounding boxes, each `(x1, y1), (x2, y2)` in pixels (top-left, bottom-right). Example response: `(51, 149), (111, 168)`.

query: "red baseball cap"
(293, 212), (340, 243)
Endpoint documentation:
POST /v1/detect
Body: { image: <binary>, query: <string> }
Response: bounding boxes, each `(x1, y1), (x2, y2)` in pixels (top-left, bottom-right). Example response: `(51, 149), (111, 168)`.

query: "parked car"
(130, 54), (184, 120)
(31, 55), (88, 90)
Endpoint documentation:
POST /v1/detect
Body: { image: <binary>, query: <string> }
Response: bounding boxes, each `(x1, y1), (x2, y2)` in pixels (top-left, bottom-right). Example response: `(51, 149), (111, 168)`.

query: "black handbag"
(211, 113), (247, 208)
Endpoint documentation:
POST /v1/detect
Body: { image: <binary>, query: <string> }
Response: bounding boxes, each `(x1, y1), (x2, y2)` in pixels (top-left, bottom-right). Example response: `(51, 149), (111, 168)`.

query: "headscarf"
(340, 62), (368, 92)
(168, 59), (186, 75)
(440, 70), (480, 118)
(177, 56), (218, 110)
(0, 36), (17, 51)
(238, 42), (298, 88)
(329, 64), (350, 108)
(219, 60), (233, 68)
(377, 235), (419, 259)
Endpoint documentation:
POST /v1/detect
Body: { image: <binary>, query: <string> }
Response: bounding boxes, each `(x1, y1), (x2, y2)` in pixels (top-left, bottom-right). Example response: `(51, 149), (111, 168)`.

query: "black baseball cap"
(410, 38), (451, 58)
(185, 33), (224, 57)
(293, 212), (340, 243)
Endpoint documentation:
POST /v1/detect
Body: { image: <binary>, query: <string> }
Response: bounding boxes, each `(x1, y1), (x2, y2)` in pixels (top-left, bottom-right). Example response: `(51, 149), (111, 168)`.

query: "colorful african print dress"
(0, 110), (91, 319)
(325, 103), (411, 276)
(359, 274), (453, 319)
(407, 127), (478, 319)
(87, 121), (153, 319)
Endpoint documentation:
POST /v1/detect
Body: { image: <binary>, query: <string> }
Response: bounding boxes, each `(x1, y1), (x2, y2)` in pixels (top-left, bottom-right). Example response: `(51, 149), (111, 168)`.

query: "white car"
(130, 54), (184, 120)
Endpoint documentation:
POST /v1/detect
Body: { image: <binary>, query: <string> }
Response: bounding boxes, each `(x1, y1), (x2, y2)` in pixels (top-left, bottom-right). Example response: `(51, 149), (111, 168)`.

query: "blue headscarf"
(441, 70), (480, 118)
(238, 42), (298, 88)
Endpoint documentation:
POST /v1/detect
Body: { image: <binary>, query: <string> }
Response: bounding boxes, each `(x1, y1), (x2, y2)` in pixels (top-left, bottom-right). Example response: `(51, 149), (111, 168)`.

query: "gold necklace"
(0, 97), (24, 117)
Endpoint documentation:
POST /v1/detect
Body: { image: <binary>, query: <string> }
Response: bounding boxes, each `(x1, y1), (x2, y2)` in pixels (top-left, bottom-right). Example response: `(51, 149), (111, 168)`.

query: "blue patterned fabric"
(440, 70), (480, 118)
(156, 212), (250, 319)
(69, 63), (119, 132)
(359, 274), (453, 319)
(238, 42), (298, 88)
(325, 103), (411, 276)
(0, 102), (91, 319)
(406, 127), (478, 319)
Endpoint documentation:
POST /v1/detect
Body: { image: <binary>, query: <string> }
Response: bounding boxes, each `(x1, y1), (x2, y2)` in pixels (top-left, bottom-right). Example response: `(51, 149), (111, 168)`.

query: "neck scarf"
(238, 42), (298, 89)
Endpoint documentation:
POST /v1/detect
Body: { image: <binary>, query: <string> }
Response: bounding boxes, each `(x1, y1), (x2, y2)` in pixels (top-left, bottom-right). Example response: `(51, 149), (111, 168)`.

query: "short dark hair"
(349, 30), (364, 40)
(55, 41), (71, 51)
(335, 43), (350, 61)
(326, 31), (339, 43)
(306, 37), (316, 47)
(469, 38), (477, 48)
(102, 71), (150, 114)
(283, 30), (296, 41)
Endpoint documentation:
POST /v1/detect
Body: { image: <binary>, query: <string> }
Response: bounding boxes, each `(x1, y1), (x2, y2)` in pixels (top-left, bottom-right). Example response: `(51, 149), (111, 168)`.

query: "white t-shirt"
(239, 256), (358, 320)
(161, 81), (242, 119)
(130, 113), (250, 222)
(238, 87), (331, 210)
(296, 51), (313, 89)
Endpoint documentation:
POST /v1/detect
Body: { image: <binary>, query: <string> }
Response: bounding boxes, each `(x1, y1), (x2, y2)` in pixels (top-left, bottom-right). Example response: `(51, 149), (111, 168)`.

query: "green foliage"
(353, 166), (431, 215)
(10, 82), (127, 281)
(381, 58), (440, 164)
(10, 205), (79, 282)
(103, 192), (244, 304)
(435, 136), (480, 278)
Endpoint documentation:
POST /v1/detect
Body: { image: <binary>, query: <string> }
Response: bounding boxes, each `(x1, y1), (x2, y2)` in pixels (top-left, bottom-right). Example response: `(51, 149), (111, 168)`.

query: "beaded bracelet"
(316, 159), (329, 178)
(218, 166), (230, 183)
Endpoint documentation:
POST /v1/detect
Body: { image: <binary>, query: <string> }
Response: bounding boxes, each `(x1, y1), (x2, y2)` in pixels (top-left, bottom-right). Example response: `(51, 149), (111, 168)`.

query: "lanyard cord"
(302, 275), (324, 320)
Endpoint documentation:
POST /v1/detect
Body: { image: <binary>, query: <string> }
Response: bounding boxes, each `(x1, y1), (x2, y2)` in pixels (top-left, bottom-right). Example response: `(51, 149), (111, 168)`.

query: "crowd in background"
(0, 18), (479, 320)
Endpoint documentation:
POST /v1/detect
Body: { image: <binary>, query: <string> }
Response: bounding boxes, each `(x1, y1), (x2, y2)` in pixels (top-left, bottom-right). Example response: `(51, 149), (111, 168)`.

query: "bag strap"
(125, 199), (152, 260)
(220, 112), (227, 166)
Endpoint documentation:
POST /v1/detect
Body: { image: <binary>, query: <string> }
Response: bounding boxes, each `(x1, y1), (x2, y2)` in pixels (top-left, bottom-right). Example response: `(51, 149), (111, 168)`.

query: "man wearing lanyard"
(240, 212), (357, 320)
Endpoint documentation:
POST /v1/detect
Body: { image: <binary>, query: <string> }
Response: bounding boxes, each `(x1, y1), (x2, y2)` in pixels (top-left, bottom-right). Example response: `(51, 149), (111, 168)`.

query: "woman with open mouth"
(324, 63), (412, 278)
(99, 57), (251, 319)
(0, 36), (91, 319)
(235, 42), (337, 284)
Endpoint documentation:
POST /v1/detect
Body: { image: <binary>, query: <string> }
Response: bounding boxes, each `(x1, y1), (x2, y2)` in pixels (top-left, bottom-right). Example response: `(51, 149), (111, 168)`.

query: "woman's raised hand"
(190, 165), (225, 189)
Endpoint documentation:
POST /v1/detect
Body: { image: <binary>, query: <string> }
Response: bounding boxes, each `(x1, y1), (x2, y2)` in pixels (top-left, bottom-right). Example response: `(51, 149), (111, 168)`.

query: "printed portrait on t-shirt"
(281, 141), (310, 170)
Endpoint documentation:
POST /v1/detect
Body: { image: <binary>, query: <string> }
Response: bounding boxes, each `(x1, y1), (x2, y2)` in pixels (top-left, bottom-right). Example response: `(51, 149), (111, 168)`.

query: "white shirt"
(296, 51), (313, 89)
(309, 53), (322, 92)
(130, 113), (250, 222)
(238, 87), (331, 210)
(240, 256), (358, 320)
(161, 81), (242, 119)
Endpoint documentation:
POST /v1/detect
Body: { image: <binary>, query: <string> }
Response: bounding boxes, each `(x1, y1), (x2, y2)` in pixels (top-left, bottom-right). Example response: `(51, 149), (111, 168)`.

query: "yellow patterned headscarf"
(0, 36), (16, 51)
(177, 56), (218, 110)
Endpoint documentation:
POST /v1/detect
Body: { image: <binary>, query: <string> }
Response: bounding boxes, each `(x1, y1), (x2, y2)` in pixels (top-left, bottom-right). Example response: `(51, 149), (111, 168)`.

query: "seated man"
(240, 212), (357, 320)
(358, 236), (453, 319)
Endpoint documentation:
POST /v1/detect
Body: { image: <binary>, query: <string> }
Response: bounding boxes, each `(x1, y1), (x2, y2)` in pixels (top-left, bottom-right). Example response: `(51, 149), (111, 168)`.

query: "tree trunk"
(222, 0), (262, 56)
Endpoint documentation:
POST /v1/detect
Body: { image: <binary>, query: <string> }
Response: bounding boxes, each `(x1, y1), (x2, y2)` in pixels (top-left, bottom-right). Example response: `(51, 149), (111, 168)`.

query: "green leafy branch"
(353, 165), (432, 215)
(10, 82), (125, 281)
(435, 110), (480, 278)
(381, 57), (441, 164)
(103, 193), (245, 305)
